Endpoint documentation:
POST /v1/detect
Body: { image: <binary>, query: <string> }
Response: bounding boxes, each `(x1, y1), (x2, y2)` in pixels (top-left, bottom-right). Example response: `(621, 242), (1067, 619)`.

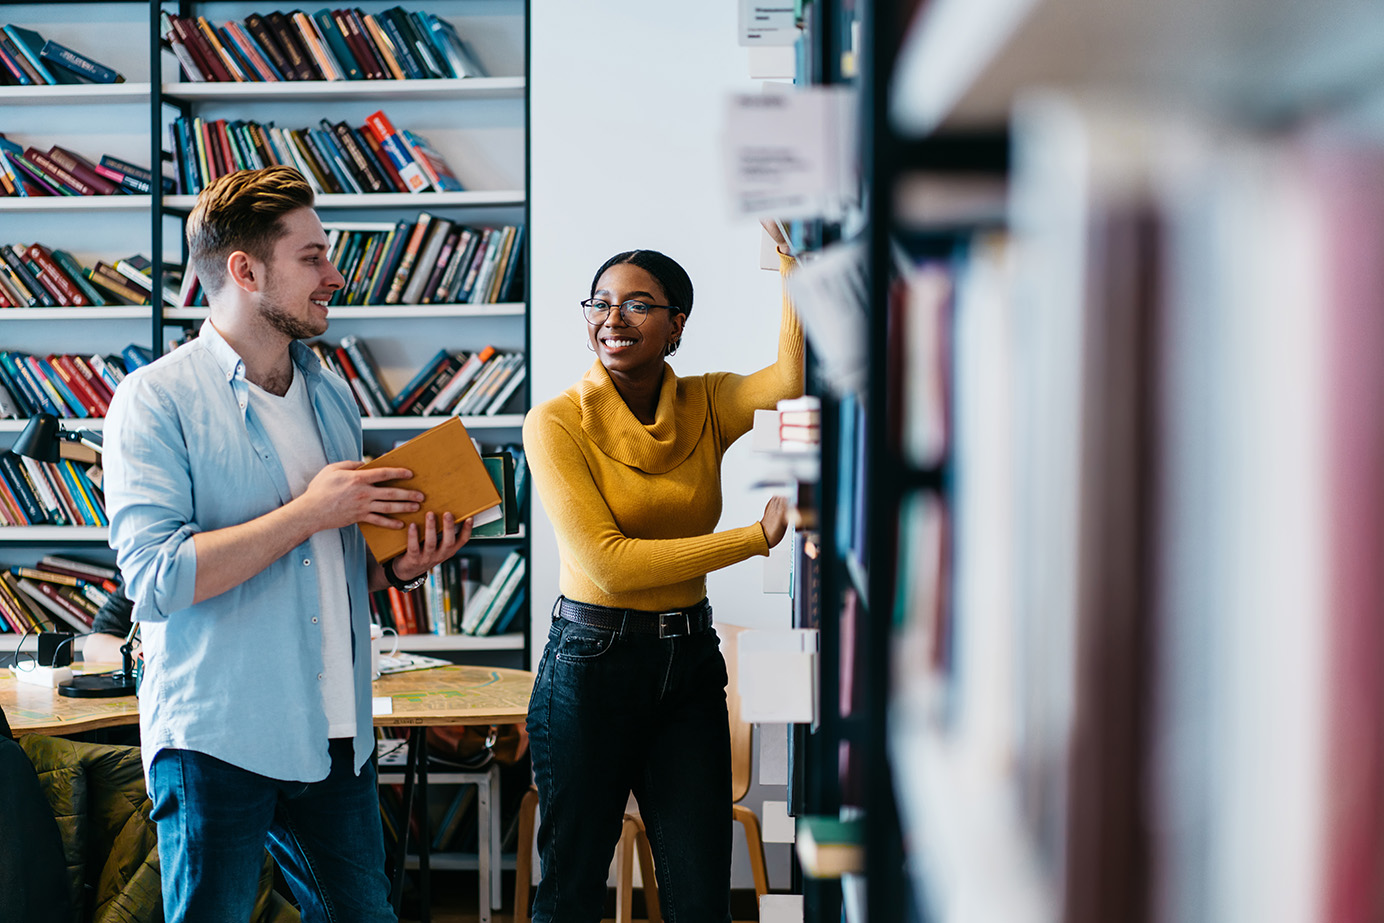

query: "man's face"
(255, 207), (344, 340)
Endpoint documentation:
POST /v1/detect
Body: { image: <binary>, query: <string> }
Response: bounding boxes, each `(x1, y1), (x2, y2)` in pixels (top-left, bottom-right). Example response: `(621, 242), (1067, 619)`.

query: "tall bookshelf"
(0, 0), (531, 667)
(846, 1), (1384, 922)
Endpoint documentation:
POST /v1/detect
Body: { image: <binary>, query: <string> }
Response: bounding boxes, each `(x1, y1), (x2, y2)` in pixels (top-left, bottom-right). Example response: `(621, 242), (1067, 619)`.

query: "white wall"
(529, 0), (796, 892)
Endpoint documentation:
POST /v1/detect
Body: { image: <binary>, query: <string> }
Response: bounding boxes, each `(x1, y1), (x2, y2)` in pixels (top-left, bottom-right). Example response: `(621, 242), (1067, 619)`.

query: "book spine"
(244, 13), (293, 81)
(265, 11), (317, 80)
(1, 246), (53, 306)
(22, 148), (92, 196)
(398, 356), (461, 415)
(168, 15), (217, 82)
(361, 13), (407, 80)
(0, 352), (53, 415)
(357, 125), (407, 193)
(385, 214), (434, 304)
(418, 228), (460, 304)
(225, 22), (277, 81)
(363, 111), (428, 193)
(196, 16), (246, 82)
(0, 35), (33, 85)
(340, 335), (394, 414)
(26, 245), (89, 306)
(313, 9), (361, 80)
(51, 354), (107, 415)
(166, 32), (206, 82)
(377, 13), (424, 79)
(486, 360), (527, 415)
(47, 148), (118, 195)
(341, 9), (387, 80)
(293, 11), (342, 81)
(18, 455), (66, 523)
(31, 356), (85, 418)
(401, 219), (451, 305)
(2, 26), (56, 83)
(38, 40), (124, 84)
(0, 452), (46, 524)
(330, 9), (375, 80)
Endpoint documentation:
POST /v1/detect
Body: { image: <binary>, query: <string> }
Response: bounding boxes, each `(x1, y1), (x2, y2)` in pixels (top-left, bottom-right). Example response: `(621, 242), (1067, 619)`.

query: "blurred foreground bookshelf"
(835, 0), (1384, 922)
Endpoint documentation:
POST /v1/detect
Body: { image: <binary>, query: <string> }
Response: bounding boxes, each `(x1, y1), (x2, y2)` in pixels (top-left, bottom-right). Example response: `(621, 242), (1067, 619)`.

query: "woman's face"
(586, 263), (685, 377)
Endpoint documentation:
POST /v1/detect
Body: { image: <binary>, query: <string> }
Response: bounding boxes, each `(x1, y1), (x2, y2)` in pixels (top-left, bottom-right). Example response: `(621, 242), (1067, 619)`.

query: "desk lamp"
(14, 413), (135, 698)
(13, 411), (103, 461)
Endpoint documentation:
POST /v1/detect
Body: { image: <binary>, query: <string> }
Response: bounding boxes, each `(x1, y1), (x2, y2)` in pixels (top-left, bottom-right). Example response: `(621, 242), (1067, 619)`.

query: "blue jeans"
(527, 613), (732, 923)
(147, 738), (394, 923)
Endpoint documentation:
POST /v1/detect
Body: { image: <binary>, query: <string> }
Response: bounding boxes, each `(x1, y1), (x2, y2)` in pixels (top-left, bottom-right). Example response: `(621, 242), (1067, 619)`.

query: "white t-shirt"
(247, 368), (356, 739)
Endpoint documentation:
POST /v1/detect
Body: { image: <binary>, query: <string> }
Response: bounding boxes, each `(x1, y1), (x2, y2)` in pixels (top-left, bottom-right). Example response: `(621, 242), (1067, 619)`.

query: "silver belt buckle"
(657, 611), (690, 639)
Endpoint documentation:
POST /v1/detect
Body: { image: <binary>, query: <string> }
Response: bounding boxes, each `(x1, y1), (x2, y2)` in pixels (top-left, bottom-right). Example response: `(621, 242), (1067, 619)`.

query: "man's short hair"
(186, 166), (315, 296)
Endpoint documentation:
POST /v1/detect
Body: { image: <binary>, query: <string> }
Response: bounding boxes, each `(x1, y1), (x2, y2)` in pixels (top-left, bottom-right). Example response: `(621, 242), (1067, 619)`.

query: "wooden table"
(2, 664), (534, 923)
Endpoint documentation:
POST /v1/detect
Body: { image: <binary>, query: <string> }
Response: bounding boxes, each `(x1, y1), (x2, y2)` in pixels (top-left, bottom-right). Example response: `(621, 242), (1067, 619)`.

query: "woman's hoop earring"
(664, 336), (681, 357)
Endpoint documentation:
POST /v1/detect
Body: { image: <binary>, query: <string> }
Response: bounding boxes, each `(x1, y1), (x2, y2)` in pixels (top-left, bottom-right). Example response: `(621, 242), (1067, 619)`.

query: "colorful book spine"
(364, 110), (428, 193)
(37, 40), (124, 84)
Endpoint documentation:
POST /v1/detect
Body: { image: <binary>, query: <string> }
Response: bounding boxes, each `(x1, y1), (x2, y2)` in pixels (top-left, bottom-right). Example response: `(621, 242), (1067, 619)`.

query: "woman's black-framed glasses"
(580, 299), (679, 327)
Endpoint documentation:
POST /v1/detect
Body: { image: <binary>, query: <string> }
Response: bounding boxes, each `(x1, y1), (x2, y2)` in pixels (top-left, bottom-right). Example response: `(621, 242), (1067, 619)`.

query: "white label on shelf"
(371, 696), (393, 716)
(739, 1), (799, 46)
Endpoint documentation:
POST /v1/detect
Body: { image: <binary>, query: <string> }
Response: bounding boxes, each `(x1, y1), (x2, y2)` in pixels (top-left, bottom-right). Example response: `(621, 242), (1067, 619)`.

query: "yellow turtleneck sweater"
(522, 253), (805, 613)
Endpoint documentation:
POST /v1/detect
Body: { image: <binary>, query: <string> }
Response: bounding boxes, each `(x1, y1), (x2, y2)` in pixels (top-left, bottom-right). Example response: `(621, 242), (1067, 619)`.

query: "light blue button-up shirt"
(104, 320), (374, 781)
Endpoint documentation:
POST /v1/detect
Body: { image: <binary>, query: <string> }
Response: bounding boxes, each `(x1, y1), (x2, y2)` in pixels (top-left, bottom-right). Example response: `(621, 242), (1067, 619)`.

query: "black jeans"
(527, 611), (732, 923)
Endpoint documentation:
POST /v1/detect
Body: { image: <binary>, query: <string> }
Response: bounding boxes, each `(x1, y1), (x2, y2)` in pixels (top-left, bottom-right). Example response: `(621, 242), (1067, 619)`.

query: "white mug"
(370, 624), (399, 679)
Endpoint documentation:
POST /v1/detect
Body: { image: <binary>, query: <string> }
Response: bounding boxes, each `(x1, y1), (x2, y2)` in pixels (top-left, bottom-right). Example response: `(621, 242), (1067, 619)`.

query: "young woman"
(522, 223), (802, 922)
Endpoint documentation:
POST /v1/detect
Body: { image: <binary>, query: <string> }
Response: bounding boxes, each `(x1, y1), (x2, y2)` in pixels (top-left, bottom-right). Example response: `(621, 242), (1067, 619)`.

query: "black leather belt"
(556, 596), (713, 639)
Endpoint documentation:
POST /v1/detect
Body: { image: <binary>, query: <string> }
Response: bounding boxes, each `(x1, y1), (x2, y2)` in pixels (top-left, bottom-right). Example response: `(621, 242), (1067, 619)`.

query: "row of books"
(0, 135), (158, 198)
(0, 23), (124, 86)
(307, 335), (525, 418)
(0, 451), (107, 530)
(164, 6), (487, 85)
(0, 244), (161, 308)
(370, 550), (525, 637)
(325, 217), (523, 307)
(0, 557), (120, 634)
(169, 109), (460, 198)
(175, 218), (524, 309)
(391, 344), (526, 417)
(0, 347), (150, 421)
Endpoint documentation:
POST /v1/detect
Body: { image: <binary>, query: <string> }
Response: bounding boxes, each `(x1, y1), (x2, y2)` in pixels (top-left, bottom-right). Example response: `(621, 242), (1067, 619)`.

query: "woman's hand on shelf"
(760, 495), (789, 549)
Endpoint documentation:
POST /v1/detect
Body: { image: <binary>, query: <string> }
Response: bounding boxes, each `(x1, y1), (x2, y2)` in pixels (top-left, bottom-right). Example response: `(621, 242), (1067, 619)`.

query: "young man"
(103, 165), (470, 922)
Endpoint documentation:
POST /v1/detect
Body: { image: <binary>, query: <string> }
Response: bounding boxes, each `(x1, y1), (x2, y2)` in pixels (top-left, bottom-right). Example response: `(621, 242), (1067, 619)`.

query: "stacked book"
(0, 135), (156, 198)
(0, 23), (125, 86)
(0, 557), (119, 634)
(777, 395), (822, 452)
(327, 216), (522, 306)
(169, 109), (461, 196)
(0, 345), (150, 420)
(0, 450), (107, 529)
(162, 6), (487, 84)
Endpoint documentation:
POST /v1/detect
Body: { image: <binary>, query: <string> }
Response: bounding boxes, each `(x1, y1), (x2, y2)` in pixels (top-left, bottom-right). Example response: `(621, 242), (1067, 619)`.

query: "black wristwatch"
(383, 558), (428, 592)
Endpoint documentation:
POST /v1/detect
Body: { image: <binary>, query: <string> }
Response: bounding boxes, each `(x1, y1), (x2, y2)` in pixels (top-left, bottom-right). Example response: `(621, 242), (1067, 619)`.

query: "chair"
(512, 785), (659, 923)
(512, 624), (768, 923)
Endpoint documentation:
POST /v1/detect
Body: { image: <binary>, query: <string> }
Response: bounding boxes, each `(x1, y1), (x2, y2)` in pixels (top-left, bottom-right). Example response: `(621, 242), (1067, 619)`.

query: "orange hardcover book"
(356, 416), (501, 564)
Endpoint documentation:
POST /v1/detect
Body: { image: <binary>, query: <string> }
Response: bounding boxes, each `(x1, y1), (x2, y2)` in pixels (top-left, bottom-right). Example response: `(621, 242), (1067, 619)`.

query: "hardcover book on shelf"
(2, 25), (59, 84)
(38, 40), (125, 84)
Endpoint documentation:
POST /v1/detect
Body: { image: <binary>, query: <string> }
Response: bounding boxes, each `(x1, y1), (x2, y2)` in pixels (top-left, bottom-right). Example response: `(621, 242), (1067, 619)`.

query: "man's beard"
(259, 295), (325, 340)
